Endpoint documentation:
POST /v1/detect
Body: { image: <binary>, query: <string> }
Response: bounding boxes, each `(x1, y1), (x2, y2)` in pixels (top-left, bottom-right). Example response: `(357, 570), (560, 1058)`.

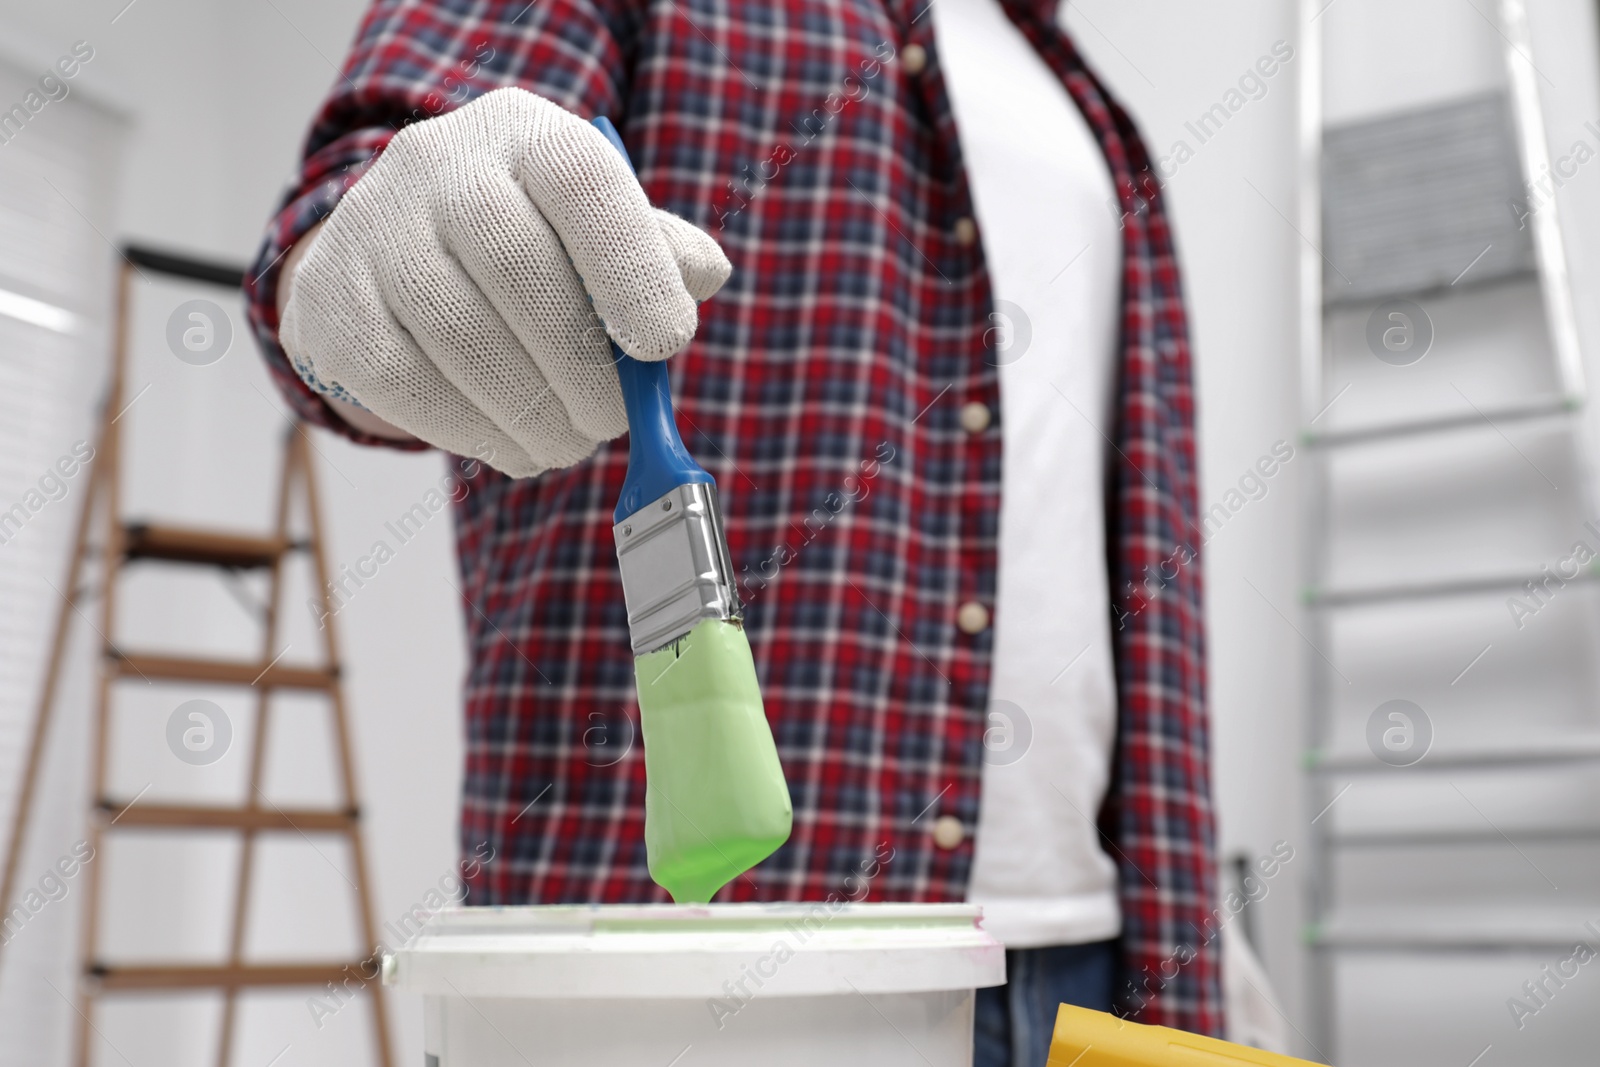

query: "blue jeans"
(973, 940), (1117, 1067)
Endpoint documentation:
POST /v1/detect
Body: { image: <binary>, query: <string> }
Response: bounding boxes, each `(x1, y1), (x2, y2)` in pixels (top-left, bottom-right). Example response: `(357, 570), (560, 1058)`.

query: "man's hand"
(277, 87), (732, 477)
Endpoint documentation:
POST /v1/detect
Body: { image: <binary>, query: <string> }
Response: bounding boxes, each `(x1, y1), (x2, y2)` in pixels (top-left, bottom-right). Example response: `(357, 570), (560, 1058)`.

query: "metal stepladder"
(1297, 0), (1600, 1062)
(0, 246), (393, 1067)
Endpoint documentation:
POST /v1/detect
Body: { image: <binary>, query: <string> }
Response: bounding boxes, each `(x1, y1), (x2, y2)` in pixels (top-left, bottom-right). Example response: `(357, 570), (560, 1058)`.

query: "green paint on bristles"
(635, 617), (792, 903)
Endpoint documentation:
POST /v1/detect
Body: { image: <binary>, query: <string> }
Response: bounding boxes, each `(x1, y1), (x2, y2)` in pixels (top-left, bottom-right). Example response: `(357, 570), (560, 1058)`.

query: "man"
(245, 0), (1221, 1061)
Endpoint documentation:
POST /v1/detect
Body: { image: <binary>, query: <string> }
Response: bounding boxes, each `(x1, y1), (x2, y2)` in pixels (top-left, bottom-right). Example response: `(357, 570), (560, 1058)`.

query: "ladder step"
(98, 800), (357, 832)
(1319, 266), (1540, 311)
(1304, 393), (1576, 449)
(1309, 734), (1600, 773)
(1332, 824), (1600, 848)
(1311, 906), (1598, 951)
(1307, 565), (1600, 607)
(90, 962), (371, 992)
(122, 522), (293, 569)
(109, 652), (337, 689)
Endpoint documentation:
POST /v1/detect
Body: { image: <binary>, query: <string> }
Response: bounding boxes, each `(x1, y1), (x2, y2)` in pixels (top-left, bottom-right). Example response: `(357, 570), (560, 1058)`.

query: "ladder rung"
(1332, 825), (1600, 848)
(122, 522), (293, 569)
(90, 962), (370, 992)
(1309, 735), (1600, 773)
(1320, 266), (1540, 312)
(97, 801), (357, 832)
(1307, 565), (1600, 607)
(1304, 393), (1576, 449)
(1311, 908), (1598, 951)
(109, 652), (337, 689)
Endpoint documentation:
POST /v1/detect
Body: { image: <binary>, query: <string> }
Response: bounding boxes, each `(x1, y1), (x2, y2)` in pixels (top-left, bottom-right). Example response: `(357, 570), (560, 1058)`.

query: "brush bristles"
(634, 618), (792, 903)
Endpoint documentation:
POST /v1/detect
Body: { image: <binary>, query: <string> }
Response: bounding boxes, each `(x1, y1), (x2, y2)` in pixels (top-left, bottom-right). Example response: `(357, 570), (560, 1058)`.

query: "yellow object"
(1048, 1004), (1326, 1067)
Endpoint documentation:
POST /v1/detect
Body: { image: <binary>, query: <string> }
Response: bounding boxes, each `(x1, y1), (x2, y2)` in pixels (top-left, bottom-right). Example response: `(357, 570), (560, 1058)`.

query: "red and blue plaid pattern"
(244, 0), (1220, 1035)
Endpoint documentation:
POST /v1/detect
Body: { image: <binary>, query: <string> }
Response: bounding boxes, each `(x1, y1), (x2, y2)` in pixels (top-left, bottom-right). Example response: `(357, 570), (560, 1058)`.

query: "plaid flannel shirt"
(244, 0), (1221, 1033)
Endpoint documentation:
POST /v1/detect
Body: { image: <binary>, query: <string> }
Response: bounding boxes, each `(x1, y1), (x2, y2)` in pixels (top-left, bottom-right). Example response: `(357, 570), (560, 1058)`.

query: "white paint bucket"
(384, 903), (1005, 1066)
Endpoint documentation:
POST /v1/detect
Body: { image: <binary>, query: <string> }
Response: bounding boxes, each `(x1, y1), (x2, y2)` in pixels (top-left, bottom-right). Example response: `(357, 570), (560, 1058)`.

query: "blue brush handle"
(591, 116), (714, 524)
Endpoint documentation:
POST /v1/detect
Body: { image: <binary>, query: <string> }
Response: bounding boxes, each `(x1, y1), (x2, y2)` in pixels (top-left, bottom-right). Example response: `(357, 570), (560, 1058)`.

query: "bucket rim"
(383, 902), (1005, 999)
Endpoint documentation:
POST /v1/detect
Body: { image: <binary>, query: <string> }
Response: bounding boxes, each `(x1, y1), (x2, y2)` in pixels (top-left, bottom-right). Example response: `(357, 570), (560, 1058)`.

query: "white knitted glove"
(278, 87), (732, 478)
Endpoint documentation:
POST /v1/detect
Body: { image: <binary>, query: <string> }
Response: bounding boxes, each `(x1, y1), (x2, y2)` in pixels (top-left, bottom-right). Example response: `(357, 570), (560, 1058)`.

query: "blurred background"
(3, 0), (1600, 1064)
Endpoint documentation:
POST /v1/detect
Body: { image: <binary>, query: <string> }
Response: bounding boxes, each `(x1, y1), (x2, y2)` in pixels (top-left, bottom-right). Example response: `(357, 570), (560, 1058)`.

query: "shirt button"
(953, 216), (978, 246)
(959, 401), (992, 434)
(902, 43), (928, 75)
(956, 601), (990, 634)
(931, 815), (965, 850)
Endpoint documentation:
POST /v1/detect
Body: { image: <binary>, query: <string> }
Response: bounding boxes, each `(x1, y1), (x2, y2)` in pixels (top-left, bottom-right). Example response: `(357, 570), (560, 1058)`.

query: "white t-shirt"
(932, 0), (1125, 948)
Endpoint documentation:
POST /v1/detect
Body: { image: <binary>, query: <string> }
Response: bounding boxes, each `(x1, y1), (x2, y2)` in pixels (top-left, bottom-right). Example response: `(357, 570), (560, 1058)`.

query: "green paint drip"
(635, 618), (792, 903)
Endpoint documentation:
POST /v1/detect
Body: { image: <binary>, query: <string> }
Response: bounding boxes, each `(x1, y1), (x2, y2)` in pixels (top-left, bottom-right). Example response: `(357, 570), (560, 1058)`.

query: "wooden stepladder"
(0, 246), (393, 1067)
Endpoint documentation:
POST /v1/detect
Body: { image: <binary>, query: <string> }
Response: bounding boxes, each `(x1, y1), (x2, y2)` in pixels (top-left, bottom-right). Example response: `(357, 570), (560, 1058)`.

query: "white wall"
(0, 44), (122, 1066)
(0, 2), (462, 1065)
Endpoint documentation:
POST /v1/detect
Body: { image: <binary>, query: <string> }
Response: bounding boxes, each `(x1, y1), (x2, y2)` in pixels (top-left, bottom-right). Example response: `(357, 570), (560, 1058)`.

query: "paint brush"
(591, 116), (792, 903)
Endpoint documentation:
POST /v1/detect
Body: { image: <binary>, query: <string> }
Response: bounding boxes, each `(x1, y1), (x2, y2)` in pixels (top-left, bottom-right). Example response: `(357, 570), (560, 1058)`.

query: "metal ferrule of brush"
(590, 113), (744, 658)
(613, 483), (740, 655)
